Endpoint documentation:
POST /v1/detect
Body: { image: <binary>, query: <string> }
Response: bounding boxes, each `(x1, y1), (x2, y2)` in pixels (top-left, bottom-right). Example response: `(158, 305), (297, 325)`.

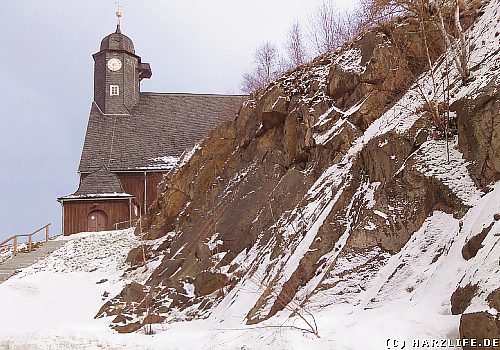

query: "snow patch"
(413, 138), (483, 205)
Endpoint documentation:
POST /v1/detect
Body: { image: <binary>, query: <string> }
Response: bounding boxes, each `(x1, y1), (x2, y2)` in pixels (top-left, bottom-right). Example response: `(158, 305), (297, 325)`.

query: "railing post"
(45, 225), (49, 242)
(28, 235), (32, 253)
(13, 236), (17, 256)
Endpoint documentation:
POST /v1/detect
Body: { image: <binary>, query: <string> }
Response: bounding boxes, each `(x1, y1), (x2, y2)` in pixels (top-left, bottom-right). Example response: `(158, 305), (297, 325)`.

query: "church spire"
(115, 1), (123, 33)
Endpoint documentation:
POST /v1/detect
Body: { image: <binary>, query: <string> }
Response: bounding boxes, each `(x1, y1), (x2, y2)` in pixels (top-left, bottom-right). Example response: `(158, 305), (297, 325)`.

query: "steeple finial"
(115, 1), (123, 33)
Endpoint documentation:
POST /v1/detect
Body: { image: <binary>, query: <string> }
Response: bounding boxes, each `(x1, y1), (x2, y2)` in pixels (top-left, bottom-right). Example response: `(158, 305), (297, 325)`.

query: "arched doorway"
(87, 210), (108, 232)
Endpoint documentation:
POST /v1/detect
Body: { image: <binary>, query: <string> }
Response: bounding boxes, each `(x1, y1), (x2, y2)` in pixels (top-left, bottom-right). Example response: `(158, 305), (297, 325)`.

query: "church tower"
(92, 20), (152, 115)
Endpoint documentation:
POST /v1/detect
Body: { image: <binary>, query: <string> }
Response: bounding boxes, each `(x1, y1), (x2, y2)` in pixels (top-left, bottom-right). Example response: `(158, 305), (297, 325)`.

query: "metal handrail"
(0, 223), (51, 255)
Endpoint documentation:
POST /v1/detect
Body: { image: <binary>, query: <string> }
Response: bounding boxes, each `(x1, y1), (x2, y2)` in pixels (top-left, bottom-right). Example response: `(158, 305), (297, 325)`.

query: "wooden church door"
(87, 210), (108, 232)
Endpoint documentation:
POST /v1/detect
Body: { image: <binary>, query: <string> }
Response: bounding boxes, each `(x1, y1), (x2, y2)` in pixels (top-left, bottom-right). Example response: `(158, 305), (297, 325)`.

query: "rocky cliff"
(98, 1), (499, 344)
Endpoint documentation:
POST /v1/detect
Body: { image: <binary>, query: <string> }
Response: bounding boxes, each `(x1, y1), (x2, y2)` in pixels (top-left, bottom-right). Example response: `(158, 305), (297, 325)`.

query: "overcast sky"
(0, 0), (358, 242)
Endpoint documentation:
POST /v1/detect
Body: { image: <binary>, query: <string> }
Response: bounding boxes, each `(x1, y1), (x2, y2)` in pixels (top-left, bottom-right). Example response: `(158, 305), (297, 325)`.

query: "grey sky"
(0, 0), (358, 242)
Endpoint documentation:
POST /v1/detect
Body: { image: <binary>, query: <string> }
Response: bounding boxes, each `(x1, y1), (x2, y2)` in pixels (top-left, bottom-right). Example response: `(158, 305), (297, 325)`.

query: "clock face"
(107, 58), (122, 72)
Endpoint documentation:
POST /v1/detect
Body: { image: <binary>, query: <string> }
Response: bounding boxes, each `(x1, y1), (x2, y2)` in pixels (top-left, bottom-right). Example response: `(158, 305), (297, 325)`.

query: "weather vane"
(115, 0), (124, 26)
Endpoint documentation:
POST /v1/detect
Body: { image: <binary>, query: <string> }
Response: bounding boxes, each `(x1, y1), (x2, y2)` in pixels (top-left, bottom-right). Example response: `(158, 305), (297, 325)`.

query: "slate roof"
(59, 167), (132, 200)
(78, 93), (247, 173)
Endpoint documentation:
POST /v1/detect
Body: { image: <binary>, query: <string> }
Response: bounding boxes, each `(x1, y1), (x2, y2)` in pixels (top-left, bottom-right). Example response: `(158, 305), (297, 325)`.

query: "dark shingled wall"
(93, 50), (140, 115)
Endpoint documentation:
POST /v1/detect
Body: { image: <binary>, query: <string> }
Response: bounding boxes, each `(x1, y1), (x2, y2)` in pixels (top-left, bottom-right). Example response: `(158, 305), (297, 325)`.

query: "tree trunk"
(435, 1), (470, 85)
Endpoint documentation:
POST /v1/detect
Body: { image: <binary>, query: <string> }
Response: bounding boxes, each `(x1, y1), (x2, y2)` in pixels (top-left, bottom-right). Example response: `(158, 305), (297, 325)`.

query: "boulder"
(113, 321), (142, 334)
(193, 271), (229, 296)
(328, 66), (361, 99)
(126, 246), (146, 266)
(487, 288), (500, 312)
(462, 223), (493, 260)
(121, 282), (147, 304)
(459, 312), (500, 349)
(451, 284), (478, 315)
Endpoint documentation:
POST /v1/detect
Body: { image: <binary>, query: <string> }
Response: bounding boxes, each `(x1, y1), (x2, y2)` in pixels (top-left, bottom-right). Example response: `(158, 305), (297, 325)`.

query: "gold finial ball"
(116, 11), (122, 18)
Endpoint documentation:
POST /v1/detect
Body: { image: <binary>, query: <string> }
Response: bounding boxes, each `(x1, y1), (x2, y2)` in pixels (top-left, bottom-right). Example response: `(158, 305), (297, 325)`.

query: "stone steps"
(0, 240), (66, 283)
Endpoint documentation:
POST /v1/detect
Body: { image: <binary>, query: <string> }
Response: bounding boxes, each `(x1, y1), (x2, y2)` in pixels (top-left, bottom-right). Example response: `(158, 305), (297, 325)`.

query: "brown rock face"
(451, 284), (479, 315)
(328, 20), (443, 131)
(194, 271), (230, 296)
(462, 223), (493, 260)
(453, 85), (500, 187)
(113, 321), (142, 334)
(487, 288), (500, 312)
(126, 246), (145, 267)
(98, 9), (494, 331)
(121, 282), (147, 304)
(459, 312), (500, 350)
(95, 281), (147, 320)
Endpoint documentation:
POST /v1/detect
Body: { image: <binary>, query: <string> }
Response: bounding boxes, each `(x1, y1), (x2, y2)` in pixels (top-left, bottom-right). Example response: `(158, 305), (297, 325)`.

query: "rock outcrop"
(459, 312), (500, 349)
(453, 84), (500, 186)
(96, 1), (499, 339)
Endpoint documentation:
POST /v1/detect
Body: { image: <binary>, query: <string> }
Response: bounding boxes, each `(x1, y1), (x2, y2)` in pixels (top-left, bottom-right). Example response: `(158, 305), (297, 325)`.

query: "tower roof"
(99, 24), (135, 54)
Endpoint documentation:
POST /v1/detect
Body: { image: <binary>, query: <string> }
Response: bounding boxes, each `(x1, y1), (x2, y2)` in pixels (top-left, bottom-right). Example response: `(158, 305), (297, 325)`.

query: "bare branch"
(309, 1), (364, 54)
(241, 42), (284, 94)
(286, 20), (308, 68)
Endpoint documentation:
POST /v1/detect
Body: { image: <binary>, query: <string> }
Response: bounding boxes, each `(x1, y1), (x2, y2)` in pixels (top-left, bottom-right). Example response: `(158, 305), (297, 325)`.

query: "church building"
(58, 21), (246, 235)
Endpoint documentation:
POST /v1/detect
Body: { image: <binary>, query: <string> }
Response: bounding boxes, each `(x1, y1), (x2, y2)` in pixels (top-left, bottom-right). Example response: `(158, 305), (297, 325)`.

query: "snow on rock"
(205, 233), (223, 251)
(334, 47), (367, 74)
(214, 1), (500, 340)
(313, 115), (348, 144)
(1, 189), (498, 350)
(413, 138), (484, 206)
(178, 143), (202, 168)
(365, 211), (460, 309)
(313, 94), (370, 130)
(449, 183), (500, 314)
(114, 0), (499, 338)
(449, 2), (500, 104)
(309, 246), (391, 308)
(363, 181), (380, 209)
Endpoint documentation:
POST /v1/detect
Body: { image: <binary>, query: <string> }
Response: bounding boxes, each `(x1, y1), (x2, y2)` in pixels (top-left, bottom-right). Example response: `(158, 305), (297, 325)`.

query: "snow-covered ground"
(0, 182), (498, 350)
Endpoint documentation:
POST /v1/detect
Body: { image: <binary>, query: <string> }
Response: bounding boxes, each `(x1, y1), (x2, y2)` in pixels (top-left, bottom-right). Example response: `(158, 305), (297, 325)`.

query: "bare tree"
(309, 0), (364, 54)
(256, 42), (280, 82)
(432, 0), (470, 83)
(359, 0), (406, 24)
(241, 42), (284, 94)
(310, 0), (339, 54)
(286, 21), (308, 68)
(241, 72), (262, 95)
(363, 0), (470, 83)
